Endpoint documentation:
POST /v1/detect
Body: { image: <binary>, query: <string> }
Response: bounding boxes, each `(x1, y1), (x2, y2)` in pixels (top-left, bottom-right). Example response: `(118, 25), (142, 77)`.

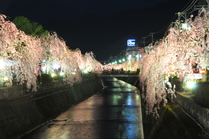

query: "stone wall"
(0, 74), (103, 139)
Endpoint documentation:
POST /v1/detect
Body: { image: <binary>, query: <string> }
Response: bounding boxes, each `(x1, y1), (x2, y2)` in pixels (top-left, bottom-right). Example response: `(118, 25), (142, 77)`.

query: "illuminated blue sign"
(127, 39), (136, 47)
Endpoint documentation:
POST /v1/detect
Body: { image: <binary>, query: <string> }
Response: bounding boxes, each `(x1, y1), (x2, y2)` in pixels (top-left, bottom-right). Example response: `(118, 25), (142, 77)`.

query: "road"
(21, 77), (144, 139)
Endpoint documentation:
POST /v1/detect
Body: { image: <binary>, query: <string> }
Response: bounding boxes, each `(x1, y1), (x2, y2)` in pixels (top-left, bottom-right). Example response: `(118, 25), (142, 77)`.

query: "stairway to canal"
(20, 77), (144, 139)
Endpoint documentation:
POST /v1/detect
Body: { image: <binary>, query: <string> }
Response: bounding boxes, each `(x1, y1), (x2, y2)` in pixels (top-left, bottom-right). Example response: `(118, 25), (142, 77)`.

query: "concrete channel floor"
(21, 77), (144, 139)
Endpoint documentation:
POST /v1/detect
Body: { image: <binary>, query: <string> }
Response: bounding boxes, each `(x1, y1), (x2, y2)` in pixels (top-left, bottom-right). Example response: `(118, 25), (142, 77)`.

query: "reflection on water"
(97, 78), (143, 139)
(21, 77), (144, 139)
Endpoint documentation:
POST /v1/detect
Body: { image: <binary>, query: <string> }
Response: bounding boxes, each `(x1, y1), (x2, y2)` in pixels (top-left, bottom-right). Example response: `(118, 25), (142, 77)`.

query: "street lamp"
(128, 55), (132, 60)
(51, 73), (57, 78)
(186, 81), (196, 89)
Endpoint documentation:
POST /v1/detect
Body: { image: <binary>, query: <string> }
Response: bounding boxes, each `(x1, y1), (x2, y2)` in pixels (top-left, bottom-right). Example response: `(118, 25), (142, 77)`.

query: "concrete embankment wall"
(141, 104), (197, 139)
(116, 76), (201, 139)
(174, 93), (209, 132)
(115, 76), (139, 86)
(0, 74), (103, 139)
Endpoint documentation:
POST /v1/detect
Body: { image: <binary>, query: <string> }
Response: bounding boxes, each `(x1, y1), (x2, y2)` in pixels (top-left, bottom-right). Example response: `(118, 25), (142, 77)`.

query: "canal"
(20, 77), (144, 139)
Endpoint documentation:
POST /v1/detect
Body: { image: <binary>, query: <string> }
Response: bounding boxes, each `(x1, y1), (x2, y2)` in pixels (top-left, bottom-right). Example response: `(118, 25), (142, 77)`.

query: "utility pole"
(207, 0), (209, 11)
(150, 33), (155, 46)
(194, 0), (208, 11)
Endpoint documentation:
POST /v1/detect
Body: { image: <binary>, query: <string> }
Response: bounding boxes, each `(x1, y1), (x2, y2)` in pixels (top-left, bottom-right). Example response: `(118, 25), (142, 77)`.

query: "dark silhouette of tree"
(12, 16), (48, 37)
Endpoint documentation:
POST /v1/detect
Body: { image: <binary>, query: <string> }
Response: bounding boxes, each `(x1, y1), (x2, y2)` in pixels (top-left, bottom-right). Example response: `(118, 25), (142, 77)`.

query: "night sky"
(1, 0), (190, 61)
(1, 0), (170, 21)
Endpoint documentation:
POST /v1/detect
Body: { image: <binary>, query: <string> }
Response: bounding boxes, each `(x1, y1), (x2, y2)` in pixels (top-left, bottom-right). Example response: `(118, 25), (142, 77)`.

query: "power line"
(182, 0), (198, 13)
(141, 0), (200, 46)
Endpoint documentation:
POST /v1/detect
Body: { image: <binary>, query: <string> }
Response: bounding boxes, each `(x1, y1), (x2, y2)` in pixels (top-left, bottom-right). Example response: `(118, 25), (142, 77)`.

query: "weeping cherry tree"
(140, 9), (209, 117)
(0, 14), (102, 91)
(0, 14), (43, 91)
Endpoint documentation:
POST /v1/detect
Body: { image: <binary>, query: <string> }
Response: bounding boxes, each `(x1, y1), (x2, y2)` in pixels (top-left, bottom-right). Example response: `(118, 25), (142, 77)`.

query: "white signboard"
(127, 39), (136, 47)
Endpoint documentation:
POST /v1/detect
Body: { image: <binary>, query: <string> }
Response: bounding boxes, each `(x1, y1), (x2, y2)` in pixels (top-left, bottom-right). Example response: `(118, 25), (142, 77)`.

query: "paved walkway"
(21, 77), (144, 139)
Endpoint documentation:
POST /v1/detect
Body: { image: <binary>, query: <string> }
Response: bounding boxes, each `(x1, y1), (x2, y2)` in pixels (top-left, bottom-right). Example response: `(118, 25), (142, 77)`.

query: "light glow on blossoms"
(0, 14), (102, 91)
(3, 77), (9, 81)
(103, 57), (141, 72)
(182, 23), (191, 30)
(140, 8), (209, 117)
(51, 73), (57, 78)
(59, 72), (65, 76)
(52, 62), (60, 70)
(83, 68), (90, 73)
